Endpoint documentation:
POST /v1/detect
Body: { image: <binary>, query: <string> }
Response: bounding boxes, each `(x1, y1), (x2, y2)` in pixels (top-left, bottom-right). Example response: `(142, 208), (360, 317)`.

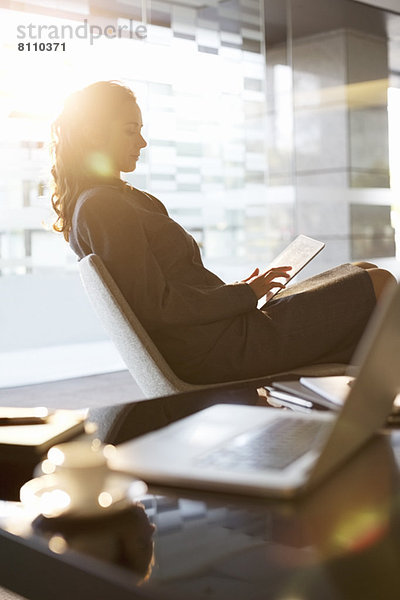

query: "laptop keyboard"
(196, 417), (331, 472)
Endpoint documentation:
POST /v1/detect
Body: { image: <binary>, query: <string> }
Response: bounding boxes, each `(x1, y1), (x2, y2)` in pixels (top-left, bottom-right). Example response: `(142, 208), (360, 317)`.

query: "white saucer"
(20, 472), (148, 520)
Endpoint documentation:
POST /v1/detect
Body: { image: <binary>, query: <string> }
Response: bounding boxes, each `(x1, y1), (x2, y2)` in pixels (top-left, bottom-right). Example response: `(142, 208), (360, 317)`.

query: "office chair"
(78, 253), (347, 400)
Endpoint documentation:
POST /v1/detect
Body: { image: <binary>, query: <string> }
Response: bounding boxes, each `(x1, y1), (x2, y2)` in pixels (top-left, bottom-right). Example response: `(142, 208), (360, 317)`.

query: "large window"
(265, 0), (400, 271)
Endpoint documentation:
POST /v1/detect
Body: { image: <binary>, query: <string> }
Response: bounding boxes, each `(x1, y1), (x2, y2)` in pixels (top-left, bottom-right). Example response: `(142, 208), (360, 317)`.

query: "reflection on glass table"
(0, 435), (400, 600)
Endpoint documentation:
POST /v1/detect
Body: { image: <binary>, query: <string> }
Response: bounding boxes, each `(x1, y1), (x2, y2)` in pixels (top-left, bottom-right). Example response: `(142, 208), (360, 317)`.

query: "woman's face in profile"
(106, 99), (147, 176)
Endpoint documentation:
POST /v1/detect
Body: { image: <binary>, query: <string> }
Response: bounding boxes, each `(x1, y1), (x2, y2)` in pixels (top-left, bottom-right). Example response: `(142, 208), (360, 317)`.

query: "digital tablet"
(264, 234), (325, 302)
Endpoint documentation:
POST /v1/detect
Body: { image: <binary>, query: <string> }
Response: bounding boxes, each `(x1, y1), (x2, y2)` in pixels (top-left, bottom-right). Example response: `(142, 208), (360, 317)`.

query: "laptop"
(110, 282), (400, 498)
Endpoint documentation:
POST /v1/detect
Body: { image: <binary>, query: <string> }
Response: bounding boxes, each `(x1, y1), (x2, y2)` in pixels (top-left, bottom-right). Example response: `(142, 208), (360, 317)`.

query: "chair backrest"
(78, 254), (202, 398)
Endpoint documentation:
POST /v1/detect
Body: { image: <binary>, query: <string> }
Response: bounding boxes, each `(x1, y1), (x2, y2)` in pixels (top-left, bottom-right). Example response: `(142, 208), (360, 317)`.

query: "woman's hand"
(242, 266), (292, 300)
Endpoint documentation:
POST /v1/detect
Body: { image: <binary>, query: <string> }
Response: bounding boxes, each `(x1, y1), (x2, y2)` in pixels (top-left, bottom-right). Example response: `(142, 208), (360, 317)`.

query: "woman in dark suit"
(50, 81), (395, 384)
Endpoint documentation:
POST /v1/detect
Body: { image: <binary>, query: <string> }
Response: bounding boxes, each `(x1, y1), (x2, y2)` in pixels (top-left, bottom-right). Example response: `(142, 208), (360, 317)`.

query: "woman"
(50, 80), (395, 384)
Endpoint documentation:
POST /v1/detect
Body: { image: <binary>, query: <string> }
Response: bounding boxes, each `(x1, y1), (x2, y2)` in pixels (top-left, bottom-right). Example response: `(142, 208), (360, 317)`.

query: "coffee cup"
(46, 440), (110, 507)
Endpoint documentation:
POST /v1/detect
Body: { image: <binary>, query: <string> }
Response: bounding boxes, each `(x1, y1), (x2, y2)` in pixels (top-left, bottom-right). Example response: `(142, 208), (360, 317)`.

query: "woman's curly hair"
(50, 80), (136, 241)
